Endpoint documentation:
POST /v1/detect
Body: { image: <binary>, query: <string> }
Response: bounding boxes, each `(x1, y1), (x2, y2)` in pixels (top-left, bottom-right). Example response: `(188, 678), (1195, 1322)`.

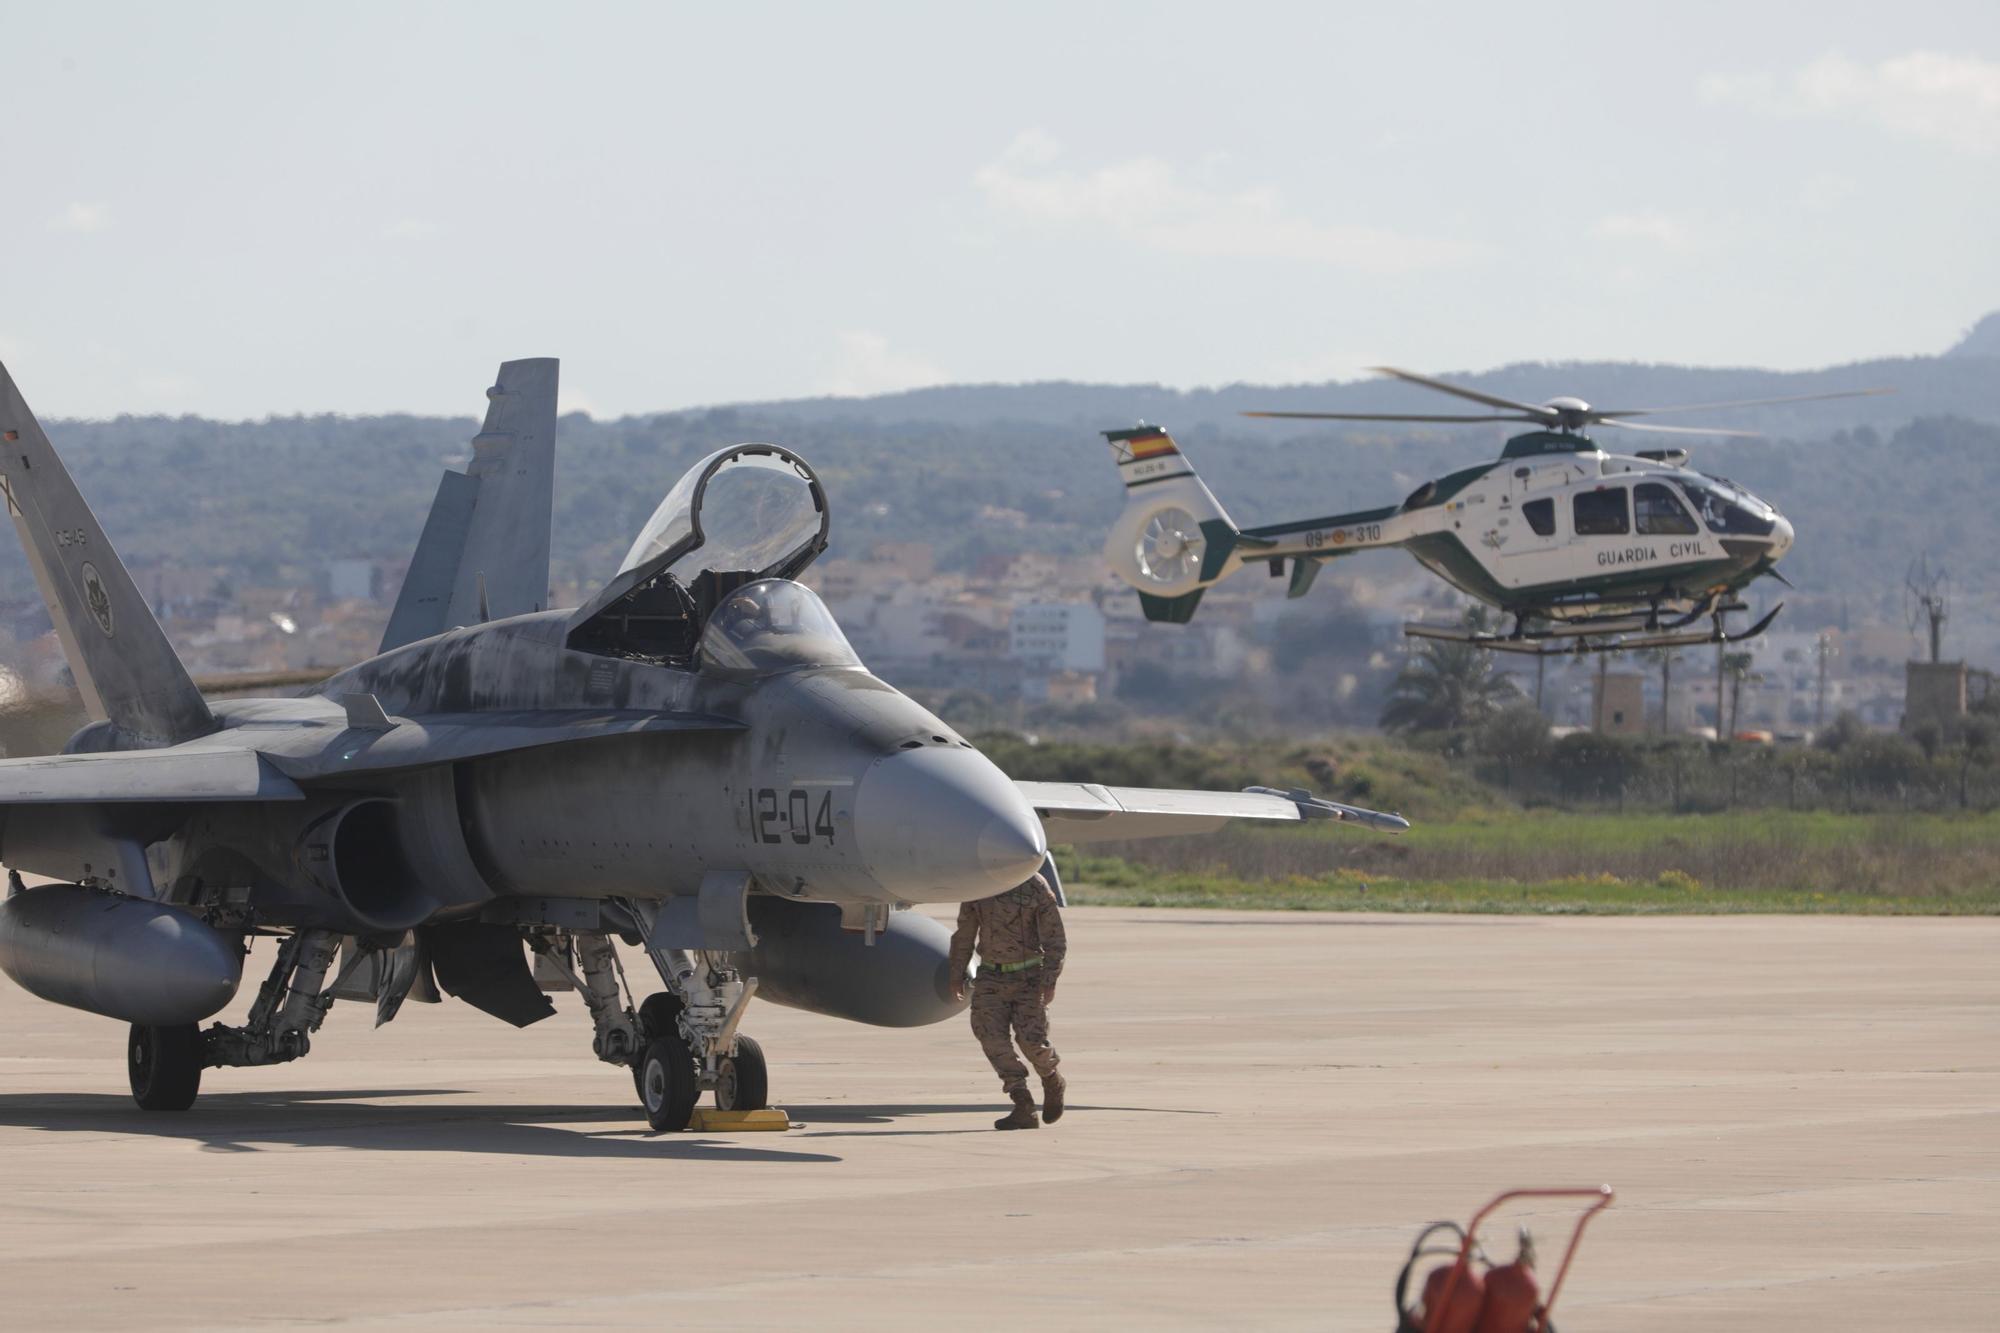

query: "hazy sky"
(4, 2), (1999, 418)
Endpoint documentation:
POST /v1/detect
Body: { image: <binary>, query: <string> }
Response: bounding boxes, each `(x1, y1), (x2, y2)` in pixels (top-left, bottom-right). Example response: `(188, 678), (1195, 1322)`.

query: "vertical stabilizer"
(381, 358), (557, 652)
(0, 363), (214, 745)
(1099, 425), (1243, 614)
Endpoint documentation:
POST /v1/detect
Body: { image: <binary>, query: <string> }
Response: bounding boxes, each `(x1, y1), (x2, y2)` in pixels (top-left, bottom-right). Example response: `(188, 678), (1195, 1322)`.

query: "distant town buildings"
(0, 536), (1977, 740)
(1010, 602), (1105, 675)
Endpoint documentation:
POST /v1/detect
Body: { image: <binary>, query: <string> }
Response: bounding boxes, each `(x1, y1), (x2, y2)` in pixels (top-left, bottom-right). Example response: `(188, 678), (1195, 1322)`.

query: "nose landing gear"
(625, 991), (768, 1128)
(559, 904), (774, 1132)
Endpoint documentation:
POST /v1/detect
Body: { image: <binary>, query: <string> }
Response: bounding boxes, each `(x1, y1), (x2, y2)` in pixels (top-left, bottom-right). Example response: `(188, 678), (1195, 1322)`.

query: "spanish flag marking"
(1128, 432), (1178, 459)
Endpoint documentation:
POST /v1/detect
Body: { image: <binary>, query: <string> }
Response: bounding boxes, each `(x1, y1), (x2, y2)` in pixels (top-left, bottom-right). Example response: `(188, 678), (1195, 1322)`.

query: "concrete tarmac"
(0, 908), (1992, 1329)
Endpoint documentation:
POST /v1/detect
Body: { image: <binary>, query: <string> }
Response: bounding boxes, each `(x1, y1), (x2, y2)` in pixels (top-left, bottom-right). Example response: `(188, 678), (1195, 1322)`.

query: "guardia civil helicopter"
(1100, 367), (1886, 654)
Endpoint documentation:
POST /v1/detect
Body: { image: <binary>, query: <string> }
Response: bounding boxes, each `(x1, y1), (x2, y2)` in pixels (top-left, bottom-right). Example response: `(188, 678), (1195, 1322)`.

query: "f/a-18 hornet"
(0, 359), (1405, 1130)
(1102, 368), (1884, 654)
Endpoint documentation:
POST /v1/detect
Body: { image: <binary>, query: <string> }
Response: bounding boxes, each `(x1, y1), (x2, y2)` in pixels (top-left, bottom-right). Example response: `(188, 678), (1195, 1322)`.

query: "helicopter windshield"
(1681, 478), (1777, 537)
(618, 446), (826, 585)
(698, 579), (861, 677)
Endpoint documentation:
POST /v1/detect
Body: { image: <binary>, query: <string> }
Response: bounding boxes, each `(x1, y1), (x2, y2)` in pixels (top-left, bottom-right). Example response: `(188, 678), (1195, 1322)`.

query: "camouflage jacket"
(948, 875), (1067, 985)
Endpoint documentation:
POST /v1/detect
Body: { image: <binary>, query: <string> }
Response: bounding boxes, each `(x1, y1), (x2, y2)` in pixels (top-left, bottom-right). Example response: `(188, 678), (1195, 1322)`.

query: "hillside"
(8, 333), (1999, 642)
(1946, 312), (2000, 360)
(729, 350), (2000, 434)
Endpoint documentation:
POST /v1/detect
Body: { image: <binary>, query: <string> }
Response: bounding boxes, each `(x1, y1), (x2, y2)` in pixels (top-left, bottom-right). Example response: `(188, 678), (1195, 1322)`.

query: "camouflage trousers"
(970, 970), (1059, 1096)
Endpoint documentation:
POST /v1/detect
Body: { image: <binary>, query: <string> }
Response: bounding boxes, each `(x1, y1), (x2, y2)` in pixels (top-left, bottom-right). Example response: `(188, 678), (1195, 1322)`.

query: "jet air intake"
(0, 884), (243, 1025)
(295, 798), (439, 933)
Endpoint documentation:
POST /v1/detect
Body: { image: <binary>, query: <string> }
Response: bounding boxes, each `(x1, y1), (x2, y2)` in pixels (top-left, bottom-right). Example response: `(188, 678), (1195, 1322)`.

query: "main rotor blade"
(1366, 366), (1552, 418)
(1595, 386), (1893, 418)
(1242, 410), (1542, 423)
(1596, 419), (1761, 439)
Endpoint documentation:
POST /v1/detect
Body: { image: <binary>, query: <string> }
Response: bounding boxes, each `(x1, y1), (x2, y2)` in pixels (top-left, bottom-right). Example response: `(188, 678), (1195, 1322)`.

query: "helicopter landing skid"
(1404, 603), (1783, 656)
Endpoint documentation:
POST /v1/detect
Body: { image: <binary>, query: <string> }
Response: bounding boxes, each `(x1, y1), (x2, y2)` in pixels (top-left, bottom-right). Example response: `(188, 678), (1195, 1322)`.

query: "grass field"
(1065, 810), (2000, 914)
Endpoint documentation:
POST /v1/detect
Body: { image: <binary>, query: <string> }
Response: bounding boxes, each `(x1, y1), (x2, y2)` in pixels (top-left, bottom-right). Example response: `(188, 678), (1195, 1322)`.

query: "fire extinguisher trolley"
(1394, 1186), (1615, 1333)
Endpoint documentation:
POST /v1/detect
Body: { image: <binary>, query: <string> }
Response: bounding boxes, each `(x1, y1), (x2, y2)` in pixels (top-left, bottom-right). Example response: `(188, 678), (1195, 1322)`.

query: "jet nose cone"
(854, 747), (1048, 902)
(977, 805), (1048, 876)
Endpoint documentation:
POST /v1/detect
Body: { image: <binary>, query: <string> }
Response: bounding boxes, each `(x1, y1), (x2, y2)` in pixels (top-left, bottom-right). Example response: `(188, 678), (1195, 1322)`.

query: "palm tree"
(1722, 651), (1759, 738)
(1380, 635), (1521, 734)
(1644, 647), (1682, 735)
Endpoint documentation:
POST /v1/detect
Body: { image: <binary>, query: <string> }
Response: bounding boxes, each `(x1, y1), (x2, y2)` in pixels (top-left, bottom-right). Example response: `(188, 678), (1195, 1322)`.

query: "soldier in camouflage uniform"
(948, 872), (1068, 1130)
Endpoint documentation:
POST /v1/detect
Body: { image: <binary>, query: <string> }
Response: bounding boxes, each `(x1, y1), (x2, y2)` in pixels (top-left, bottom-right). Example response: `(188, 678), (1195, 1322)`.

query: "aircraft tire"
(128, 1023), (203, 1111)
(639, 1033), (699, 1132)
(633, 993), (683, 1105)
(716, 1034), (768, 1111)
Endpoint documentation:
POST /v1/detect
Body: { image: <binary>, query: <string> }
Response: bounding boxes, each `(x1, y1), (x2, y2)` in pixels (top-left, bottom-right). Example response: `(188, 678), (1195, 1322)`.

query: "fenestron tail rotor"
(1247, 366), (1892, 438)
(1136, 507), (1205, 585)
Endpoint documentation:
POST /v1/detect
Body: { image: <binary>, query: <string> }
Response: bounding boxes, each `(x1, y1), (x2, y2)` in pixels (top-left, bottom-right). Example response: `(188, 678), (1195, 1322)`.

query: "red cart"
(1394, 1186), (1615, 1333)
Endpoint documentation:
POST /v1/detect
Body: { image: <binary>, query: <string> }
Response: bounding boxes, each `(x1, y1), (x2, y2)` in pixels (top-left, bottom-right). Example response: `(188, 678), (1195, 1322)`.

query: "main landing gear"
(128, 1023), (203, 1111)
(118, 916), (772, 1133)
(128, 927), (347, 1113)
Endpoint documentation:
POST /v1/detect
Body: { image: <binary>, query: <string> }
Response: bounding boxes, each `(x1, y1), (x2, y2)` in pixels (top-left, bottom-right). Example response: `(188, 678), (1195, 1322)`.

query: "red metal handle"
(1430, 1186), (1614, 1333)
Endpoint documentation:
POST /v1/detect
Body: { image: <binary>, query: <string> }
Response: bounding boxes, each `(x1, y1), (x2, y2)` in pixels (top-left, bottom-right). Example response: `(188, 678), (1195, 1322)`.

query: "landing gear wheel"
(715, 1034), (769, 1111)
(128, 1023), (203, 1111)
(639, 1032), (699, 1132)
(633, 992), (685, 1104)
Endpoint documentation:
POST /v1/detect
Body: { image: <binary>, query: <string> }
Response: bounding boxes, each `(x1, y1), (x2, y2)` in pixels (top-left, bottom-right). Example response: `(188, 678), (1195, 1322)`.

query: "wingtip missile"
(1244, 786), (1411, 834)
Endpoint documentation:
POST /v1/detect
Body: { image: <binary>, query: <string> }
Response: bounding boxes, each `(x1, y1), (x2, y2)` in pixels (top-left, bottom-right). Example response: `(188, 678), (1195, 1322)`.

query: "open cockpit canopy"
(568, 444), (831, 665)
(616, 445), (828, 584)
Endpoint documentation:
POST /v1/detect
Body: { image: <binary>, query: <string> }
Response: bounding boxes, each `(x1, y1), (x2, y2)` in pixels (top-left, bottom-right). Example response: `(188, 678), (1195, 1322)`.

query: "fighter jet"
(0, 359), (1406, 1130)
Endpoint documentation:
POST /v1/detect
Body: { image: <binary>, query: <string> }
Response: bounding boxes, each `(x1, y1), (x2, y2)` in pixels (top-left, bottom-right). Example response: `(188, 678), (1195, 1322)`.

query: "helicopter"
(1099, 367), (1887, 655)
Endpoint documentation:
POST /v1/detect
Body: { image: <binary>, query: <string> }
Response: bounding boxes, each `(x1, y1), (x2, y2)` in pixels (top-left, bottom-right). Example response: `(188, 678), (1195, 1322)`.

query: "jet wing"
(0, 748), (302, 804)
(1015, 782), (1408, 843)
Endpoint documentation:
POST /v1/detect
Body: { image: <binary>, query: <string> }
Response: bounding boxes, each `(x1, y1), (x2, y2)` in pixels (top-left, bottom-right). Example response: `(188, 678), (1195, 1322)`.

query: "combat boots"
(994, 1089), (1039, 1130)
(1041, 1072), (1066, 1123)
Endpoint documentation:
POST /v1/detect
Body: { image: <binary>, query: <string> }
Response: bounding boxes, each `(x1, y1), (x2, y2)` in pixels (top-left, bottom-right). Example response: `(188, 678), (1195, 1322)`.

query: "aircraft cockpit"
(698, 578), (860, 677)
(1679, 476), (1779, 538)
(567, 444), (833, 667)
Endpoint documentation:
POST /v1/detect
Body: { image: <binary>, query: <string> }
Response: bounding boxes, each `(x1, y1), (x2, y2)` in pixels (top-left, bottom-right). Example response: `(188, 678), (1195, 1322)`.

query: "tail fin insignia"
(0, 362), (214, 745)
(1102, 424), (1194, 488)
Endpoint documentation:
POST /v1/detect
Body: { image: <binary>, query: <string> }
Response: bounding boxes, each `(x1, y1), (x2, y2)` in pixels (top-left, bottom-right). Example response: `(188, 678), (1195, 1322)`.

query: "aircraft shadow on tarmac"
(788, 1101), (1217, 1138)
(0, 1089), (841, 1163)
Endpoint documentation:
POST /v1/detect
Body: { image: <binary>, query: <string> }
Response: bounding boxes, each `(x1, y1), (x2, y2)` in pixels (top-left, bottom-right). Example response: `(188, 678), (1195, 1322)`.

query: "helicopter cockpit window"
(1682, 480), (1778, 538)
(698, 578), (861, 678)
(1572, 487), (1629, 536)
(1522, 498), (1555, 537)
(1634, 482), (1699, 535)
